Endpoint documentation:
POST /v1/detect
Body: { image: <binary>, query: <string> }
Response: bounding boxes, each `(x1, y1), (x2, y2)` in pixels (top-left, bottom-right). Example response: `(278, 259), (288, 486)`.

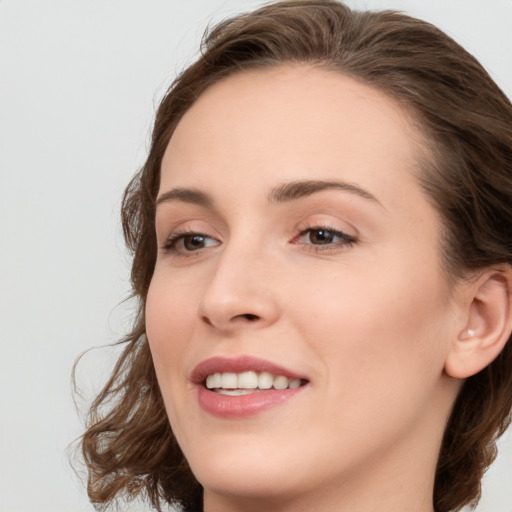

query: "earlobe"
(445, 265), (512, 379)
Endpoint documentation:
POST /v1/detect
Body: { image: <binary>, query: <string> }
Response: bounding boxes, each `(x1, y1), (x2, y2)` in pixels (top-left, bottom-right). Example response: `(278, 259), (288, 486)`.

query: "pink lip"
(191, 356), (309, 418)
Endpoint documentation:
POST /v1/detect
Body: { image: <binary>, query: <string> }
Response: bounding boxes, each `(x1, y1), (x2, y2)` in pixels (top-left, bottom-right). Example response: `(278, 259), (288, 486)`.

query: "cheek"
(285, 265), (452, 462)
(294, 256), (451, 391)
(145, 273), (197, 379)
(145, 272), (206, 444)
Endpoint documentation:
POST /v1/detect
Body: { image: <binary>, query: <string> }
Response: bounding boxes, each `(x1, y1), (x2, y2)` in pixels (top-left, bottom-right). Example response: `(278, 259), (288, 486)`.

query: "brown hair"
(78, 1), (512, 511)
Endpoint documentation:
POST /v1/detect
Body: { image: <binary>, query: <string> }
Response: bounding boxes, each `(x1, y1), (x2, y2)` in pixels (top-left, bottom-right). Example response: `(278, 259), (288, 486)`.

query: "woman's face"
(146, 66), (462, 509)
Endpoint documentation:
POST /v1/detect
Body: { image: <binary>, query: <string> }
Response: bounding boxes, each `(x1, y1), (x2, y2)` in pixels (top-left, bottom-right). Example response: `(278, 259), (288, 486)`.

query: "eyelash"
(162, 230), (218, 254)
(161, 225), (357, 257)
(293, 225), (357, 253)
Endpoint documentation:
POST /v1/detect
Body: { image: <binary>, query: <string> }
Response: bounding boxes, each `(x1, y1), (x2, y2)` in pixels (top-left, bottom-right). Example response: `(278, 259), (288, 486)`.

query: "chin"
(185, 439), (307, 500)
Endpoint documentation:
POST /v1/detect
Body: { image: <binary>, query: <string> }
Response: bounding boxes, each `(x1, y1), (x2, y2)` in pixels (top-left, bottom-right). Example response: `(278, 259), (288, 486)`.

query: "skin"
(146, 66), (466, 512)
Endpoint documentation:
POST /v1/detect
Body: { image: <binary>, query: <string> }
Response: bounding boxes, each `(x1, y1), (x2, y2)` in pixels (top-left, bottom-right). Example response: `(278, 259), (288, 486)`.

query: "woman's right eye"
(162, 232), (219, 255)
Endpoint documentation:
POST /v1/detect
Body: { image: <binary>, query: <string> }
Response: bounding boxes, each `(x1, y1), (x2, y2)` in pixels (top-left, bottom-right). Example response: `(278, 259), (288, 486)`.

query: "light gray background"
(1, 1), (511, 511)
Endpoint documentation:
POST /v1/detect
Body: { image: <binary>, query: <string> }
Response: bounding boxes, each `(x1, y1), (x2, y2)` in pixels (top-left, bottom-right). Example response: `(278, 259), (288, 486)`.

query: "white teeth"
(238, 371), (258, 389)
(205, 371), (304, 391)
(217, 389), (255, 396)
(273, 375), (289, 390)
(221, 372), (238, 389)
(205, 373), (222, 389)
(288, 378), (301, 389)
(213, 372), (222, 388)
(258, 371), (273, 389)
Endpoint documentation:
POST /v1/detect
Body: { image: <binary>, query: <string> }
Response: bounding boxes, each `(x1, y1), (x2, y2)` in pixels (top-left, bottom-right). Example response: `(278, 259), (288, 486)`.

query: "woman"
(80, 1), (512, 511)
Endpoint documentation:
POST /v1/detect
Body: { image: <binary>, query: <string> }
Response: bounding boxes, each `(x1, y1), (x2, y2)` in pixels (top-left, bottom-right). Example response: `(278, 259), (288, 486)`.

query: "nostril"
(201, 316), (214, 326)
(241, 313), (259, 321)
(200, 313), (261, 327)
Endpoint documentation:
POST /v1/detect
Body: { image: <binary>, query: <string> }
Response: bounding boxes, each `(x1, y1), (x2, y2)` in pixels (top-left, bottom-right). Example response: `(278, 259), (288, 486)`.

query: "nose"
(197, 242), (280, 332)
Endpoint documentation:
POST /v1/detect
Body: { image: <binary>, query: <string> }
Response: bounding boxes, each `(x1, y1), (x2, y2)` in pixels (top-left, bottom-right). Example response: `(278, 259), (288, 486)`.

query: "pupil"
(184, 235), (205, 250)
(311, 229), (333, 244)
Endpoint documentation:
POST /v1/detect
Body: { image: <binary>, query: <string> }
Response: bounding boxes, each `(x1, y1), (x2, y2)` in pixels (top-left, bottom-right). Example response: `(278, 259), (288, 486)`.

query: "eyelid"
(291, 220), (358, 253)
(161, 230), (221, 257)
(295, 215), (357, 237)
(156, 217), (217, 243)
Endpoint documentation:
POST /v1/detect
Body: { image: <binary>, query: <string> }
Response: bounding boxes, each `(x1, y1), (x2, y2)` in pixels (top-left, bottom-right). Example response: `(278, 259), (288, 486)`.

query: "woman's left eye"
(294, 227), (356, 250)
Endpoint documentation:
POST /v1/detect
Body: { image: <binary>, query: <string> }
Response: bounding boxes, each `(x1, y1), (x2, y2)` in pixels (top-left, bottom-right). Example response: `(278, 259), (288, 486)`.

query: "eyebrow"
(156, 188), (212, 208)
(268, 179), (383, 206)
(155, 179), (383, 209)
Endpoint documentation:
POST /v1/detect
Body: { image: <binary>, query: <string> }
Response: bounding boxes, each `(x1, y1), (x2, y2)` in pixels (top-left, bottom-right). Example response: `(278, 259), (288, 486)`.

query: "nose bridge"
(198, 231), (279, 330)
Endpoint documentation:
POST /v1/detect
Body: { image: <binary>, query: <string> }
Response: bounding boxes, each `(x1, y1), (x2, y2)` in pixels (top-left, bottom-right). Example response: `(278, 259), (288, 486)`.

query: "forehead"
(163, 65), (423, 178)
(161, 65), (428, 215)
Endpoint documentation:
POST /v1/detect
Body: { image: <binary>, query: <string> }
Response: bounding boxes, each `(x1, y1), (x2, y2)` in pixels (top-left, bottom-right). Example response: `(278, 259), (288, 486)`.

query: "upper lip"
(191, 356), (308, 385)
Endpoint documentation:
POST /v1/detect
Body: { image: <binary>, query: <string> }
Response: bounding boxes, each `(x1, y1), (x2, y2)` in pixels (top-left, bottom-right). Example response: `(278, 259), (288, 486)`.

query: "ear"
(445, 265), (512, 379)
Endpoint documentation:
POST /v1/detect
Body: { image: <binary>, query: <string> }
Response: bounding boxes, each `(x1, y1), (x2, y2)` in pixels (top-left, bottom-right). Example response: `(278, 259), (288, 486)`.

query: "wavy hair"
(78, 2), (512, 511)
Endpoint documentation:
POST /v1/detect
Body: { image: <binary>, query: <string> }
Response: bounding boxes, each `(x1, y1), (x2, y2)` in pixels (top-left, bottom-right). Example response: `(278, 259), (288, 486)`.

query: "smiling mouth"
(205, 371), (307, 395)
(194, 357), (309, 416)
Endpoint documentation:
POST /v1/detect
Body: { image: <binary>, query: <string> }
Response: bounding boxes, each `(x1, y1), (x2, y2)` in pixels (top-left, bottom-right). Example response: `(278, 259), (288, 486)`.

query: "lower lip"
(197, 385), (306, 418)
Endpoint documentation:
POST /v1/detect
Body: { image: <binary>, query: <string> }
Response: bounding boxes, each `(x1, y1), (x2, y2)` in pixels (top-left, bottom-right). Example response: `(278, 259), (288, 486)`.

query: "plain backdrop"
(1, 1), (511, 511)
